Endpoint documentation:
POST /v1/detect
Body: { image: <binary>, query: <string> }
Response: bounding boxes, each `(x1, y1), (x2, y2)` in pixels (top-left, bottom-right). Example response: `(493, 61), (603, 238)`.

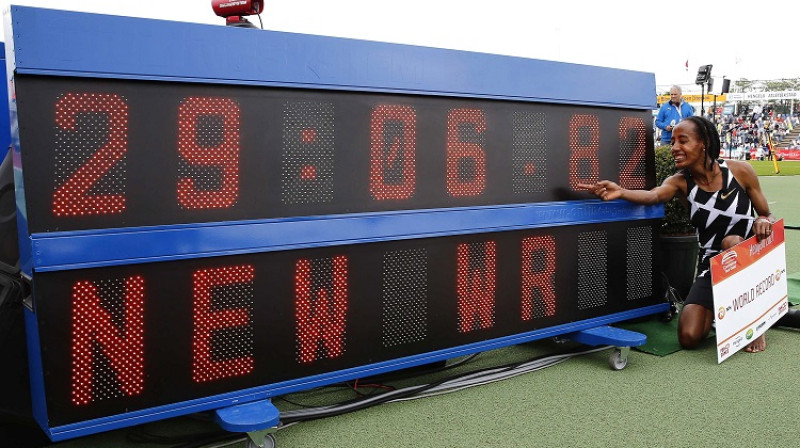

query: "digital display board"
(33, 221), (660, 426)
(15, 76), (654, 233)
(13, 73), (662, 429)
(7, 6), (663, 440)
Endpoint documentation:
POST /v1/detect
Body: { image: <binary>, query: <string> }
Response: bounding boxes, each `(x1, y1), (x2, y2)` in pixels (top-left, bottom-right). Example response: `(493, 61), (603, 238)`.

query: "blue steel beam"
(8, 6), (655, 109)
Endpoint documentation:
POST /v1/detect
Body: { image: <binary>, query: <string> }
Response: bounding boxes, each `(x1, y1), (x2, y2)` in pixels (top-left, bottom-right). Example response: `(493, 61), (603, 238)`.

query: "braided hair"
(683, 116), (721, 172)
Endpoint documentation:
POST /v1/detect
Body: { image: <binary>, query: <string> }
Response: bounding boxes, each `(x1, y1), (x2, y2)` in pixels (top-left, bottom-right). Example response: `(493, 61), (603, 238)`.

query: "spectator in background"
(656, 85), (694, 144)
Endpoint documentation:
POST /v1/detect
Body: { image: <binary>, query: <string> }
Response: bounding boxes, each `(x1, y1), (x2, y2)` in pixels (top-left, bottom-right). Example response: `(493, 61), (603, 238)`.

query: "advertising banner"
(726, 91), (800, 101)
(711, 220), (788, 363)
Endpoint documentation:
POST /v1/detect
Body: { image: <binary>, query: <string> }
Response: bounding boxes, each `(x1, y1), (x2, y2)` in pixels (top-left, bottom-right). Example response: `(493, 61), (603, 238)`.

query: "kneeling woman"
(580, 116), (775, 352)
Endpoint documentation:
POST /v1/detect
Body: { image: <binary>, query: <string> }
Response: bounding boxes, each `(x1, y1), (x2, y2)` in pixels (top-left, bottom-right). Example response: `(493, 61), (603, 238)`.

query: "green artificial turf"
(748, 160), (800, 176)
(789, 274), (800, 306)
(619, 316), (713, 356)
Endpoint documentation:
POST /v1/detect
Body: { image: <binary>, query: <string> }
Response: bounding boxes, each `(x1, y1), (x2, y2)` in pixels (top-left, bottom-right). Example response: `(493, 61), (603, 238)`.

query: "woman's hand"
(577, 180), (624, 201)
(753, 214), (775, 241)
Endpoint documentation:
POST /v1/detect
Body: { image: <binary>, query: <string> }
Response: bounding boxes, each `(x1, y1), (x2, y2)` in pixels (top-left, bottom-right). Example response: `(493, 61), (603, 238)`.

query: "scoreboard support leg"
(565, 325), (647, 370)
(214, 398), (280, 447)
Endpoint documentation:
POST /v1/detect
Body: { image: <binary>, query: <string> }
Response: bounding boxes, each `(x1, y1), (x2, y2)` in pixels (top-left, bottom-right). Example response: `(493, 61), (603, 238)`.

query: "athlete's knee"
(678, 327), (704, 349)
(722, 234), (745, 250)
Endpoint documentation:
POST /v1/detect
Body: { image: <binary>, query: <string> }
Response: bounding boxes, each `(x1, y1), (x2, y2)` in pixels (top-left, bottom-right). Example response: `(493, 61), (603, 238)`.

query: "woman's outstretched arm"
(578, 173), (683, 204)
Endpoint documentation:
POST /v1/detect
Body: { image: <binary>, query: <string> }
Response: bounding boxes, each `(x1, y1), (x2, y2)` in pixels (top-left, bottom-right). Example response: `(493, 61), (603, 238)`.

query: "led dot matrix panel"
(5, 6), (664, 440)
(18, 77), (655, 232)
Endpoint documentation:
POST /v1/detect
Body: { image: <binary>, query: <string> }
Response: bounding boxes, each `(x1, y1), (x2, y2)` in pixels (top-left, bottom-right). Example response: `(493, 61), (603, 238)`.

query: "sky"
(1, 0), (799, 94)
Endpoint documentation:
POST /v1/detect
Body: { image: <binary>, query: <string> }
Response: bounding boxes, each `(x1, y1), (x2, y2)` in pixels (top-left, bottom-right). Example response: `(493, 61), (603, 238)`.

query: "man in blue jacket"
(656, 85), (694, 144)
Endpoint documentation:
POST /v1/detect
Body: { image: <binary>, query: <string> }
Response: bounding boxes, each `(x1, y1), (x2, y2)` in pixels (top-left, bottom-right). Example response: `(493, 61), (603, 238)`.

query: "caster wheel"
(608, 349), (628, 370)
(247, 433), (276, 448)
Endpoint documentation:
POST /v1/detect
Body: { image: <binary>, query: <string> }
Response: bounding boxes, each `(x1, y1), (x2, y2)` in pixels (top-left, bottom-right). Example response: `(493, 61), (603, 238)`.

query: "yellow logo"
(718, 307), (726, 320)
(719, 189), (734, 200)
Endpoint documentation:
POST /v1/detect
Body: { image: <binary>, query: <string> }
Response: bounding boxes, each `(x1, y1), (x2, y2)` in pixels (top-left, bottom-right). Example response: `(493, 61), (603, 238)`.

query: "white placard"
(711, 220), (788, 363)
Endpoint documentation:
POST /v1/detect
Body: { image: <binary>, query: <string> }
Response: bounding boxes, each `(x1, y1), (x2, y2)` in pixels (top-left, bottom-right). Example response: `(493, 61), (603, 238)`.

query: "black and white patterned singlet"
(685, 159), (755, 277)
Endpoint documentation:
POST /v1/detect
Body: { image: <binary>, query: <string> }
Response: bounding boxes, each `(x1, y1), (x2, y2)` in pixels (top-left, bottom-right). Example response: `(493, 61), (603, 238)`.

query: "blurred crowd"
(717, 109), (800, 156)
(656, 106), (800, 160)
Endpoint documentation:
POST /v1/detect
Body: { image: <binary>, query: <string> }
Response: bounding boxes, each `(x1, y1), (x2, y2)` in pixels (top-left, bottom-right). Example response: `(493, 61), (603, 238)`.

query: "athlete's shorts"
(684, 273), (713, 310)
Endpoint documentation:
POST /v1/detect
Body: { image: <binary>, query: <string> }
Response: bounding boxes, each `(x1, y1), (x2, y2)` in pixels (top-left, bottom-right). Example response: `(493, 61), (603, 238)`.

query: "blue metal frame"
(24, 308), (48, 431)
(3, 6), (664, 442)
(44, 303), (667, 441)
(3, 15), (33, 277)
(0, 43), (10, 150)
(7, 6), (655, 109)
(32, 200), (663, 272)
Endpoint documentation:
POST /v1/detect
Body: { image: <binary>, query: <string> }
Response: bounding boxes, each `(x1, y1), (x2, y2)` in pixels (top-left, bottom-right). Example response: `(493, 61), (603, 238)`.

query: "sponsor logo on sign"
(776, 269), (783, 281)
(756, 321), (767, 331)
(720, 344), (730, 357)
(718, 306), (726, 320)
(746, 328), (754, 340)
(733, 336), (744, 348)
(779, 302), (788, 314)
(721, 251), (738, 273)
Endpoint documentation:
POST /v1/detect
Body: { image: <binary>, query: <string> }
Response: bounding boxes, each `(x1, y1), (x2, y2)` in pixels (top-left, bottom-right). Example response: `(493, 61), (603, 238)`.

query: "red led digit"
(618, 117), (647, 189)
(53, 93), (128, 217)
(521, 236), (557, 320)
(369, 104), (417, 200)
(192, 265), (255, 383)
(295, 255), (349, 363)
(446, 108), (486, 197)
(177, 97), (240, 209)
(568, 114), (600, 190)
(71, 276), (145, 406)
(456, 241), (496, 333)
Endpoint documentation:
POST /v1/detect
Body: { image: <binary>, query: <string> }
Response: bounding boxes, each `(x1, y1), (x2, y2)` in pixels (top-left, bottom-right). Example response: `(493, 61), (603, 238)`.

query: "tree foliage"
(763, 78), (800, 91)
(654, 145), (694, 235)
(734, 77), (800, 92)
(735, 78), (754, 91)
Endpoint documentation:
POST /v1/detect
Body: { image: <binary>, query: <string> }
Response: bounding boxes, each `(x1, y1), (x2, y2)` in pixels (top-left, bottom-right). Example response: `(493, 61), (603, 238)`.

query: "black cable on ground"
(279, 345), (600, 425)
(161, 345), (609, 447)
(276, 353), (479, 409)
(351, 353), (480, 385)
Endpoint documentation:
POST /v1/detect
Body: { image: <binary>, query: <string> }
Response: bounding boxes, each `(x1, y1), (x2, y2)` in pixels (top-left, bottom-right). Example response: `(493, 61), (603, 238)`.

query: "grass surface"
(760, 176), (800, 274)
(748, 159), (800, 176)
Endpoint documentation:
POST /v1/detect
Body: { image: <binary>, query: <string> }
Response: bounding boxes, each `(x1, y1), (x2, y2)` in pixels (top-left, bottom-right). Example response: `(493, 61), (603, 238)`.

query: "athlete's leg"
(678, 304), (714, 349)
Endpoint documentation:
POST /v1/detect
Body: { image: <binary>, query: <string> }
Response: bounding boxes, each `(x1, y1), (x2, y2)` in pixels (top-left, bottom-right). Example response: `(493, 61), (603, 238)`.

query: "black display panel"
(34, 220), (661, 426)
(15, 76), (655, 233)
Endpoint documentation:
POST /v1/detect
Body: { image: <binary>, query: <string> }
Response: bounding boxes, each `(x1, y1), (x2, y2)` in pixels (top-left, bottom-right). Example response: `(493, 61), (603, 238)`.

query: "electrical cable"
(390, 350), (582, 402)
(276, 353), (479, 408)
(353, 353), (480, 384)
(275, 395), (320, 408)
(163, 345), (613, 447)
(279, 345), (610, 424)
